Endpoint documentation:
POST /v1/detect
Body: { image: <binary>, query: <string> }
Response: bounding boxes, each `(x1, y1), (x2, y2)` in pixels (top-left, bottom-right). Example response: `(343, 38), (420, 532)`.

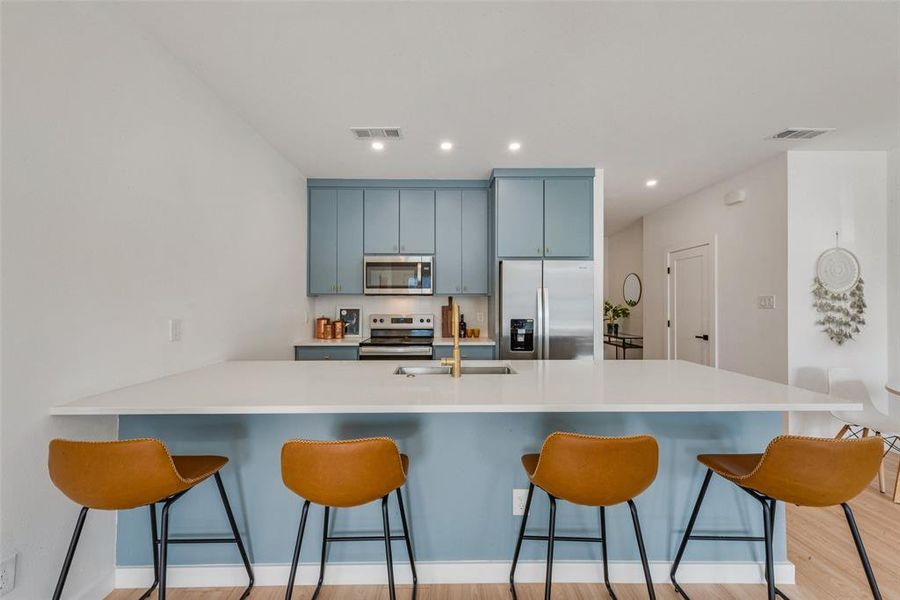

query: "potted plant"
(604, 302), (631, 335)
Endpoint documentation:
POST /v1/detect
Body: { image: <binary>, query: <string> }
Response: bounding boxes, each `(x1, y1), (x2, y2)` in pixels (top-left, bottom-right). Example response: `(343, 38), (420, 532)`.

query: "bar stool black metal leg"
(544, 495), (557, 600)
(671, 469), (713, 599)
(382, 495), (397, 600)
(158, 497), (176, 600)
(842, 503), (883, 599)
(761, 501), (776, 600)
(628, 500), (656, 600)
(509, 483), (534, 599)
(284, 500), (310, 600)
(311, 506), (330, 600)
(137, 504), (159, 600)
(213, 472), (255, 599)
(396, 488), (418, 598)
(599, 506), (617, 599)
(52, 507), (89, 600)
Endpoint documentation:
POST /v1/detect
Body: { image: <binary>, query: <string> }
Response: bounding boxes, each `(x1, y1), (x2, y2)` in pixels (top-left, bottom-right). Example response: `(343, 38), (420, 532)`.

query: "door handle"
(536, 287), (543, 360)
(542, 287), (550, 358)
(695, 334), (709, 341)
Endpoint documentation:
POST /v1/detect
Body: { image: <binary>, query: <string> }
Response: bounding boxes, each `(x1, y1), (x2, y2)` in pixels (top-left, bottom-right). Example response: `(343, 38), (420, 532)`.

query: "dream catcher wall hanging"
(812, 233), (866, 345)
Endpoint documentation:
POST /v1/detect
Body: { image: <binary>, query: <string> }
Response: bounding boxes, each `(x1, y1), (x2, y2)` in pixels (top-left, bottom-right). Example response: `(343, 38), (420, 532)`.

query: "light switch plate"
(0, 553), (17, 595)
(758, 295), (776, 309)
(513, 489), (529, 516)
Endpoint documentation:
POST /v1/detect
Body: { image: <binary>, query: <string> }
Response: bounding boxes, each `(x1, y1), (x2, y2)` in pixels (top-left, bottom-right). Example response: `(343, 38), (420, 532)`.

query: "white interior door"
(668, 243), (714, 366)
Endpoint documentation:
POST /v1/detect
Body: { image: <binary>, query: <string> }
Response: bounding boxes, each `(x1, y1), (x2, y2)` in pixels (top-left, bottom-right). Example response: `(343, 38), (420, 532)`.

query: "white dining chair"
(829, 367), (900, 503)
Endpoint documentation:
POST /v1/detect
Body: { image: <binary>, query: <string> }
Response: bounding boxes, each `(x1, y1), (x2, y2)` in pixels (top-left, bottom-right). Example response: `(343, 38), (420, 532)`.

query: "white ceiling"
(112, 1), (900, 233)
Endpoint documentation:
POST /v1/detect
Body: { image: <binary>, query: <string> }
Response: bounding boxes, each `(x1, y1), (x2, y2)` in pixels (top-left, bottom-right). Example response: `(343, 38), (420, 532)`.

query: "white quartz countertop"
(294, 338), (494, 347)
(52, 360), (859, 416)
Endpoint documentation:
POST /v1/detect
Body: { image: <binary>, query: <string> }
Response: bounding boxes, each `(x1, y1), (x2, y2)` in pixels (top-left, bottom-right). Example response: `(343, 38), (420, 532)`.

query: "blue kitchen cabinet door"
(294, 346), (358, 361)
(496, 178), (544, 258)
(308, 189), (337, 294)
(461, 189), (488, 294)
(543, 177), (592, 258)
(399, 189), (435, 254)
(435, 190), (462, 294)
(364, 189), (400, 254)
(432, 345), (495, 360)
(336, 189), (364, 294)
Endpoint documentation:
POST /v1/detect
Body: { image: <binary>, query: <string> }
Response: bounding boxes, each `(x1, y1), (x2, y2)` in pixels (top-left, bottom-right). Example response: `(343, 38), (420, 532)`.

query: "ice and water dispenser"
(509, 318), (534, 352)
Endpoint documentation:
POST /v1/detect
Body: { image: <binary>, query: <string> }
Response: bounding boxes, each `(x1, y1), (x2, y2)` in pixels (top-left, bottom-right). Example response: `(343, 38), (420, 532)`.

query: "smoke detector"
(351, 127), (403, 140)
(768, 127), (834, 141)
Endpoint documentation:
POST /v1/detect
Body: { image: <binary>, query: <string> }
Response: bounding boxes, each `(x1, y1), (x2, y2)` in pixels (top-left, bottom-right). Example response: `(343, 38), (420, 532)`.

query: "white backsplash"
(312, 295), (490, 339)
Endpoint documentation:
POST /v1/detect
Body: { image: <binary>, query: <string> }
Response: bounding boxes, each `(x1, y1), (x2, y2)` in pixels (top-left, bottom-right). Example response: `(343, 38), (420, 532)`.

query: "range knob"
(379, 318), (384, 323)
(426, 318), (431, 323)
(419, 318), (424, 323)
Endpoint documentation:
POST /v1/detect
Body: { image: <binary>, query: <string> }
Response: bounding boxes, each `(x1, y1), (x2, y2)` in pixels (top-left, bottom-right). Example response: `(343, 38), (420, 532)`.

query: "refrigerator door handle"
(543, 287), (550, 358)
(535, 287), (544, 360)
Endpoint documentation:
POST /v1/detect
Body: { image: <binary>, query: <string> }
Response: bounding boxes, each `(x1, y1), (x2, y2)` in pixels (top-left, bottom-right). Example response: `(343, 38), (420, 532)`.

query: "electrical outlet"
(513, 489), (529, 516)
(0, 553), (18, 595)
(757, 295), (776, 309)
(168, 318), (182, 342)
(476, 312), (485, 324)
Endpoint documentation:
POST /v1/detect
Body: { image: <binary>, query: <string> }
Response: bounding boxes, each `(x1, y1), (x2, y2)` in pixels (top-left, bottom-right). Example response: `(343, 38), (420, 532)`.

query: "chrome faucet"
(440, 301), (462, 377)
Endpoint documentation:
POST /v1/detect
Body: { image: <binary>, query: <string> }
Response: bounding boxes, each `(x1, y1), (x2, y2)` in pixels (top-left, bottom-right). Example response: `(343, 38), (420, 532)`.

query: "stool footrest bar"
(522, 534), (604, 543)
(688, 534), (765, 542)
(154, 537), (239, 544)
(325, 535), (405, 542)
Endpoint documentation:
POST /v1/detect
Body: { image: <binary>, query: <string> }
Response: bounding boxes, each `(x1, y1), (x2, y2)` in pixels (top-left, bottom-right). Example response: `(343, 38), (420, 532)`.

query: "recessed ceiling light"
(508, 142), (522, 151)
(440, 141), (453, 151)
(645, 179), (658, 188)
(371, 141), (385, 151)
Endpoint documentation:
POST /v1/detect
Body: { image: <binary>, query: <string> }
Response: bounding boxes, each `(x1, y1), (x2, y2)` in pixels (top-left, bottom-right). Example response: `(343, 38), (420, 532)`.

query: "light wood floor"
(108, 454), (900, 599)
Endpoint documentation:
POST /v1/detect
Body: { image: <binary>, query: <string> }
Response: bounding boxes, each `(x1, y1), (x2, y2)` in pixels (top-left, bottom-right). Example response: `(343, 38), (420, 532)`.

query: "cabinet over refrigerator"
(498, 260), (593, 360)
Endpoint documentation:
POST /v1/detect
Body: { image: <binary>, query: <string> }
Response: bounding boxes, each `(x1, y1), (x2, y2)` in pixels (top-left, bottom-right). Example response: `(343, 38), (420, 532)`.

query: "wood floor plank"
(106, 454), (900, 599)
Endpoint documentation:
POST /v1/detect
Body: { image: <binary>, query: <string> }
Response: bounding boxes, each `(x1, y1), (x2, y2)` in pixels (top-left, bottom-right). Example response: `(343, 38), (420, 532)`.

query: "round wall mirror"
(623, 273), (642, 307)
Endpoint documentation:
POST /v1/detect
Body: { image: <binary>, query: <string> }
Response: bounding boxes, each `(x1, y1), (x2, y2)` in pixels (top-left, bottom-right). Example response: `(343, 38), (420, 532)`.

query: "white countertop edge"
(432, 337), (495, 346)
(294, 339), (362, 347)
(51, 401), (862, 416)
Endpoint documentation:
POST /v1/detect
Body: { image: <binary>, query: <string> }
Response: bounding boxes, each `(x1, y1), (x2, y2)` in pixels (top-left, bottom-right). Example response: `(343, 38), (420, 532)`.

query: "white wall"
(888, 148), (900, 383)
(787, 152), (889, 436)
(1, 4), (309, 599)
(604, 219), (643, 358)
(642, 156), (789, 383)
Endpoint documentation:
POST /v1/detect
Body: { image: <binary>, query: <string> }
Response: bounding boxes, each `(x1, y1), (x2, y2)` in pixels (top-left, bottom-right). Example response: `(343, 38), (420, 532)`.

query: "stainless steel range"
(358, 313), (435, 360)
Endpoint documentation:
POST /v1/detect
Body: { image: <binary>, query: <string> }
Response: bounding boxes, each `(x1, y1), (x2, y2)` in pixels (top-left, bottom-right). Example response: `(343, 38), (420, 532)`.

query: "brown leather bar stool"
(509, 433), (659, 600)
(281, 437), (417, 600)
(48, 438), (253, 600)
(670, 435), (884, 600)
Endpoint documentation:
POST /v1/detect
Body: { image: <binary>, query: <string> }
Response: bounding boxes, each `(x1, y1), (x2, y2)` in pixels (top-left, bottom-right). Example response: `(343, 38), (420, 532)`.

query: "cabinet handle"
(536, 247), (542, 254)
(456, 286), (460, 292)
(336, 284), (341, 292)
(545, 247), (551, 254)
(324, 355), (331, 360)
(463, 286), (468, 292)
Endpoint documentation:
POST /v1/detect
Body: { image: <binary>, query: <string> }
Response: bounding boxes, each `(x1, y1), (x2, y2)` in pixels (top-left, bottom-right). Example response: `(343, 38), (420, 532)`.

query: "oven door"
(364, 256), (433, 295)
(358, 345), (434, 360)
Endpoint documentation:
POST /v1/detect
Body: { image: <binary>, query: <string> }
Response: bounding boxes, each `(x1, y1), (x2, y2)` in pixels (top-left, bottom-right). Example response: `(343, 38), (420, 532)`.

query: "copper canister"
(322, 323), (334, 339)
(333, 320), (345, 339)
(315, 317), (331, 339)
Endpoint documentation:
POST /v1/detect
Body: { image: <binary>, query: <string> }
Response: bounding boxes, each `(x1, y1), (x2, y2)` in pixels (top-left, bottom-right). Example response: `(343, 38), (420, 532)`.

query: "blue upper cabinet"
(399, 189), (435, 254)
(364, 189), (400, 254)
(435, 190), (462, 294)
(461, 189), (489, 293)
(308, 189), (338, 294)
(336, 189), (364, 293)
(544, 177), (592, 258)
(494, 172), (593, 259)
(496, 178), (544, 257)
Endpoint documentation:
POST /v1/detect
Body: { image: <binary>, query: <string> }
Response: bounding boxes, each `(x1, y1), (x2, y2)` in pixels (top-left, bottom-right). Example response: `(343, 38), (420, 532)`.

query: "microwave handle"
(417, 262), (422, 286)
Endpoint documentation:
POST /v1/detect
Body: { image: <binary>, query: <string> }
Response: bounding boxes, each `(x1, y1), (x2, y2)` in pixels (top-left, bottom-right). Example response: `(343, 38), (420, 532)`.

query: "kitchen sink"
(394, 365), (516, 376)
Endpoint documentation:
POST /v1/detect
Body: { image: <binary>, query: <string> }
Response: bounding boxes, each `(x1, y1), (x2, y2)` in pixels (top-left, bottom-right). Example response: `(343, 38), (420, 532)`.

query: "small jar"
(322, 323), (334, 339)
(333, 320), (345, 339)
(315, 317), (331, 339)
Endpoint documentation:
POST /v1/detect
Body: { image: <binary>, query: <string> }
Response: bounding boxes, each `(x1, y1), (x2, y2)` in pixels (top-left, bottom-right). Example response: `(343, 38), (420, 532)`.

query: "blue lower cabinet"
(294, 346), (359, 361)
(432, 345), (495, 360)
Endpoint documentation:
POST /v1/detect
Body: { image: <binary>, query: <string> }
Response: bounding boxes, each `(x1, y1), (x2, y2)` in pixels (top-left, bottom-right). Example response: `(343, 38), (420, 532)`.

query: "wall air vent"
(351, 127), (403, 140)
(768, 127), (834, 141)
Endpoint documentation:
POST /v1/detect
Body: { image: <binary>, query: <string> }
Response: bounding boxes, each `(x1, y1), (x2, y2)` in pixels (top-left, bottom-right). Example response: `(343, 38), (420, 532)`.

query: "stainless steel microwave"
(364, 255), (433, 295)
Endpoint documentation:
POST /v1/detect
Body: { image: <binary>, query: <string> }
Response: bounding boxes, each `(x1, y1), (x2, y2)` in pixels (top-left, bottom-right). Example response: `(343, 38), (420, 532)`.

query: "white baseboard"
(116, 560), (794, 588)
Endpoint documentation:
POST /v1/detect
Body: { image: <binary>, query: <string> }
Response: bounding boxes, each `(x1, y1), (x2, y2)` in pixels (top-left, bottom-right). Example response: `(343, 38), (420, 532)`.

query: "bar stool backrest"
(48, 438), (189, 510)
(531, 433), (658, 506)
(739, 435), (882, 507)
(281, 437), (407, 507)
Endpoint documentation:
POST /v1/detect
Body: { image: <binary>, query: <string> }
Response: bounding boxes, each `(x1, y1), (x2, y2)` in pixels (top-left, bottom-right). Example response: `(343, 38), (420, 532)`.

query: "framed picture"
(335, 306), (362, 338)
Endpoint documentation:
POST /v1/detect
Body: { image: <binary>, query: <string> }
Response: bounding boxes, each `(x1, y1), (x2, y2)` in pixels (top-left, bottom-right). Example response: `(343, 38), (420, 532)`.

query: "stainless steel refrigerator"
(498, 260), (594, 360)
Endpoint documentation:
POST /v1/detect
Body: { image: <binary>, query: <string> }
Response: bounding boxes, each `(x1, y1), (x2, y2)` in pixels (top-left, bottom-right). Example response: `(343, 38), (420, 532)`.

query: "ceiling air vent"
(768, 127), (834, 141)
(351, 127), (403, 140)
